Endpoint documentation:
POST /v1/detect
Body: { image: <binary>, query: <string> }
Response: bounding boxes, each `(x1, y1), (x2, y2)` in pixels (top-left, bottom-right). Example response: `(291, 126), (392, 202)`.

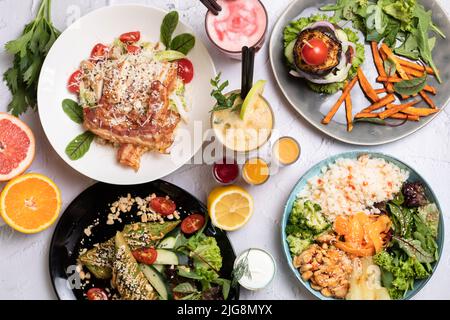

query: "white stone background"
(0, 0), (449, 300)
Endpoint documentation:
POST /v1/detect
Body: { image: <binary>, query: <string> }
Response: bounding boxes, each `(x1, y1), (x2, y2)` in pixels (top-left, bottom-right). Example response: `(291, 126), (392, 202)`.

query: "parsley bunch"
(3, 0), (60, 116)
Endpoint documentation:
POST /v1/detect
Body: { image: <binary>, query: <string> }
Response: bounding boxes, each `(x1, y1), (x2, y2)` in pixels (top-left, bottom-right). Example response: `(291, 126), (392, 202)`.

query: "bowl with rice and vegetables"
(281, 151), (444, 300)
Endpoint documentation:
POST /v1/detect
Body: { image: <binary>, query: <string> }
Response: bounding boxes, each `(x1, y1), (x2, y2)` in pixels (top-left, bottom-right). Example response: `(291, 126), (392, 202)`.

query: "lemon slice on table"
(240, 80), (267, 120)
(207, 185), (254, 231)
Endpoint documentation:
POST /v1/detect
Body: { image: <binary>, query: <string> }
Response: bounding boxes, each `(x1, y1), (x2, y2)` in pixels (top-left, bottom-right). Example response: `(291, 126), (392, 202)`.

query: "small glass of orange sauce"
(272, 137), (301, 166)
(242, 157), (270, 185)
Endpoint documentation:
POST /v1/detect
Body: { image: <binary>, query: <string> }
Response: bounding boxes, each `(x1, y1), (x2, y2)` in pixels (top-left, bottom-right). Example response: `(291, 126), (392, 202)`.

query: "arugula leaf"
(170, 33), (195, 55)
(65, 131), (95, 160)
(62, 99), (84, 124)
(160, 11), (179, 48)
(393, 75), (427, 96)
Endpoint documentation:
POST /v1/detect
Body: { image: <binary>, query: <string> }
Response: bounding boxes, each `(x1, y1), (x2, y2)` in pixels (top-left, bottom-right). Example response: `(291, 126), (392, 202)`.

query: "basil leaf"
(65, 131), (95, 160)
(62, 99), (83, 124)
(160, 11), (179, 48)
(170, 33), (195, 55)
(393, 236), (435, 263)
(393, 75), (427, 96)
(173, 282), (198, 293)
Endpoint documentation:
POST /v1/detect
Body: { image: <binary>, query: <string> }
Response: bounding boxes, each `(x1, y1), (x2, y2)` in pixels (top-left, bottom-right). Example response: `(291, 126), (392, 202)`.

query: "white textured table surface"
(1, 0), (449, 300)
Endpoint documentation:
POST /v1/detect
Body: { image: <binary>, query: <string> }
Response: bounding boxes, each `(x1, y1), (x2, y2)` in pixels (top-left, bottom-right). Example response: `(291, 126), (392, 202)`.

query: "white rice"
(299, 155), (409, 221)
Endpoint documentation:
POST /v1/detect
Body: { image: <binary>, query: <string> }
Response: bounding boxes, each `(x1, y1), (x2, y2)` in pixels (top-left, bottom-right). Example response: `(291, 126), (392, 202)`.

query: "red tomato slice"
(132, 247), (158, 265)
(181, 214), (205, 235)
(177, 58), (194, 84)
(90, 43), (109, 61)
(120, 31), (141, 44)
(150, 197), (177, 216)
(301, 38), (329, 66)
(67, 70), (82, 94)
(127, 45), (141, 54)
(86, 288), (108, 300)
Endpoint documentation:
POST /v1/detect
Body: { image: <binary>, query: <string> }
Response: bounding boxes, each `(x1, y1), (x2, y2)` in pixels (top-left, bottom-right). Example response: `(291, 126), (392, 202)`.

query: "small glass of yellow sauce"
(242, 157), (270, 185)
(272, 136), (301, 166)
(211, 90), (274, 153)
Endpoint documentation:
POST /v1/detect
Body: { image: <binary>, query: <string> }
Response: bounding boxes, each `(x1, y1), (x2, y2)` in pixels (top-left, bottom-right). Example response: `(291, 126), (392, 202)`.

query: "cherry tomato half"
(90, 43), (109, 61)
(127, 45), (141, 54)
(86, 288), (108, 300)
(132, 247), (158, 265)
(181, 214), (205, 235)
(301, 38), (329, 66)
(120, 31), (141, 44)
(67, 70), (82, 94)
(177, 58), (194, 84)
(150, 197), (177, 216)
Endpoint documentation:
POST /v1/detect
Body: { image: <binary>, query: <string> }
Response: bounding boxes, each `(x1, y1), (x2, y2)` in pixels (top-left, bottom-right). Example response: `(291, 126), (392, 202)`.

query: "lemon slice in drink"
(240, 80), (267, 120)
(207, 185), (254, 231)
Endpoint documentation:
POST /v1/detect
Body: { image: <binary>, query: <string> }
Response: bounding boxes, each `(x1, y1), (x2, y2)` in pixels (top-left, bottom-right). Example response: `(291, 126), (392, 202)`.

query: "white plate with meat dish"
(38, 5), (216, 184)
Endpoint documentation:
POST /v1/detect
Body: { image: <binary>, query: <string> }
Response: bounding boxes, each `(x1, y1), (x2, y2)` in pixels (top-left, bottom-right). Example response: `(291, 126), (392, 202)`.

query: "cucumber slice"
(154, 249), (189, 265)
(154, 50), (185, 62)
(335, 29), (348, 43)
(140, 264), (172, 300)
(153, 264), (165, 273)
(157, 236), (177, 249)
(284, 40), (296, 65)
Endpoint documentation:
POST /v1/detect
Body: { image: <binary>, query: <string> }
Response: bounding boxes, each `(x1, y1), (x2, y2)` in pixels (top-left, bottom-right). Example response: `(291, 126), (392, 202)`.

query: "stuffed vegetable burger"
(284, 15), (364, 94)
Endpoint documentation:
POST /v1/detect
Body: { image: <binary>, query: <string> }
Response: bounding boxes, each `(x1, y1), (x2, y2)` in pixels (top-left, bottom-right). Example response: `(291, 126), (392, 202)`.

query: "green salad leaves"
(321, 0), (445, 82)
(374, 190), (440, 299)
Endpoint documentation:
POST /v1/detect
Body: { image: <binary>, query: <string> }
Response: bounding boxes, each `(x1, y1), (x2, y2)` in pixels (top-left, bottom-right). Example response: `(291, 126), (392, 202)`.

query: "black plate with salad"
(49, 180), (239, 300)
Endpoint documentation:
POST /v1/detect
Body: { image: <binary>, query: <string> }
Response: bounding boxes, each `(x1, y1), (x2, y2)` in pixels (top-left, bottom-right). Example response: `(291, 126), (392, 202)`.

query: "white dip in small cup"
(233, 248), (276, 290)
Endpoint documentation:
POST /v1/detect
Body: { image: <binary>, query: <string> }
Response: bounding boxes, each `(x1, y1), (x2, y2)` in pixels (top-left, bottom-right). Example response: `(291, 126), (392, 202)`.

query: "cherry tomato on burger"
(132, 247), (158, 265)
(90, 43), (109, 61)
(150, 197), (176, 216)
(301, 38), (329, 66)
(120, 31), (141, 44)
(181, 214), (205, 235)
(127, 45), (141, 54)
(86, 288), (108, 300)
(177, 58), (194, 84)
(67, 70), (82, 94)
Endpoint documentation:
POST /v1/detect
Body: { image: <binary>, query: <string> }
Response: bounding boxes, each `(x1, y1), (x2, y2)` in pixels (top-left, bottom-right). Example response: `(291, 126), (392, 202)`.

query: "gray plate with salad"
(270, 0), (450, 145)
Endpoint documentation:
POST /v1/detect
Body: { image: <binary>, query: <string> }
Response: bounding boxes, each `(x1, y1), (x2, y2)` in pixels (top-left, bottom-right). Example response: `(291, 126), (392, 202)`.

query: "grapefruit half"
(0, 113), (36, 181)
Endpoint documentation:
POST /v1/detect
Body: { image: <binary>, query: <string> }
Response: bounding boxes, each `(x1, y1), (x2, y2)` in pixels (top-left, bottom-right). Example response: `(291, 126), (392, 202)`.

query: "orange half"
(0, 173), (62, 234)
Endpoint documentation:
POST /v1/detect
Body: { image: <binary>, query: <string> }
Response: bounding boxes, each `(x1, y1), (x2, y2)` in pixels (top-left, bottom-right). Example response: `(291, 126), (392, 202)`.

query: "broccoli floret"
(388, 287), (404, 300)
(287, 235), (312, 256)
(289, 199), (329, 234)
(411, 258), (430, 279)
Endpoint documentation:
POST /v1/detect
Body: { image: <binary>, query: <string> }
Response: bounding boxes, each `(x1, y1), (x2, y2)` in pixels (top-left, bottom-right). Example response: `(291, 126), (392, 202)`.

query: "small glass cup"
(272, 136), (301, 166)
(212, 157), (240, 185)
(242, 157), (270, 186)
(233, 248), (276, 290)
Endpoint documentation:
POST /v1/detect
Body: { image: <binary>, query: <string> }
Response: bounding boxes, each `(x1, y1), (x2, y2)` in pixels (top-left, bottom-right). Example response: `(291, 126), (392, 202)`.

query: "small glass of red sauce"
(205, 0), (268, 59)
(212, 158), (240, 185)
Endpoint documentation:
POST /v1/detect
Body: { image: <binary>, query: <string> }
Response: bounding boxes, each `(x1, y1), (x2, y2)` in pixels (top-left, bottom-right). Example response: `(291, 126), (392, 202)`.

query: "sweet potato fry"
(372, 42), (394, 93)
(403, 66), (426, 78)
(362, 94), (396, 113)
(354, 112), (419, 121)
(345, 94), (353, 132)
(357, 68), (379, 103)
(420, 91), (436, 109)
(400, 107), (439, 116)
(380, 44), (409, 80)
(380, 100), (420, 119)
(424, 85), (437, 95)
(377, 76), (403, 83)
(375, 88), (387, 94)
(322, 75), (358, 125)
(397, 58), (435, 75)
